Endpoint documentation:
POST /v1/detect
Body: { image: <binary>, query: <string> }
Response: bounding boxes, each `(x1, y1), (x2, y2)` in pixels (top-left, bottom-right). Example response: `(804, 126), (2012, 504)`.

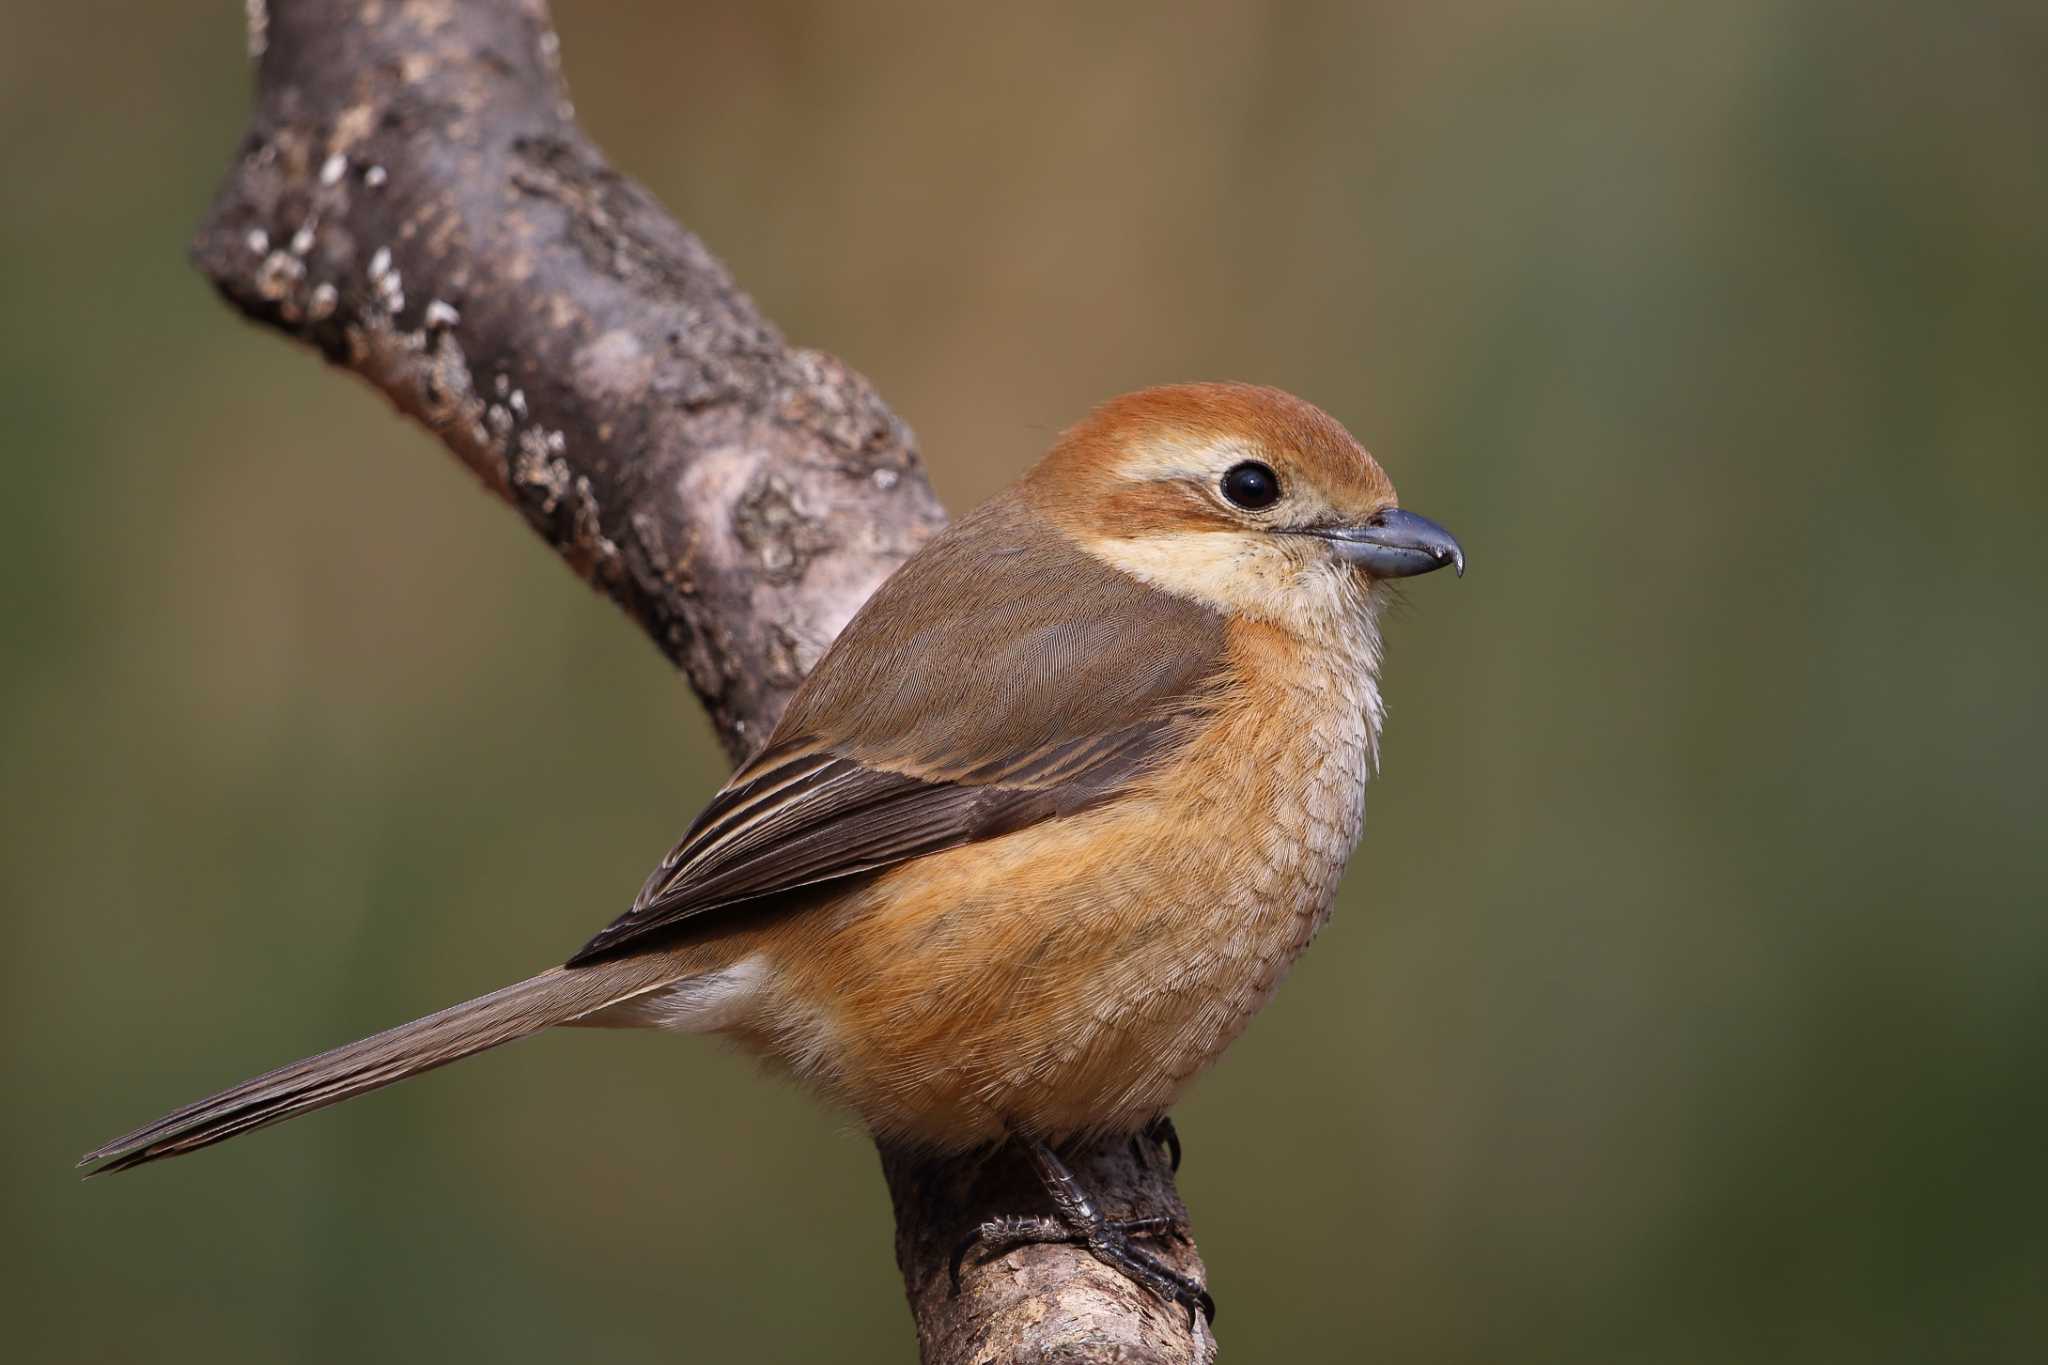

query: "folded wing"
(568, 495), (1228, 964)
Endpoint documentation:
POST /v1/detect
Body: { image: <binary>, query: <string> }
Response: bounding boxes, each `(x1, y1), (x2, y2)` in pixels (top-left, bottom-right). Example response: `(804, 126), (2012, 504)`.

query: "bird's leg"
(949, 1137), (1214, 1326)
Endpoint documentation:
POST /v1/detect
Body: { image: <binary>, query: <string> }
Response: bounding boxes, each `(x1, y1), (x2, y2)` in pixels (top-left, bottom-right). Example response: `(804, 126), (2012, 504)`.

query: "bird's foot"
(949, 1213), (1209, 1324)
(949, 1139), (1213, 1326)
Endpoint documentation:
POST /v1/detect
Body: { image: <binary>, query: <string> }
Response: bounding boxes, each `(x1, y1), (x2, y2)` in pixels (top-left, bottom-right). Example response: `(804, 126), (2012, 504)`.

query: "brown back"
(569, 490), (1228, 963)
(777, 491), (1228, 775)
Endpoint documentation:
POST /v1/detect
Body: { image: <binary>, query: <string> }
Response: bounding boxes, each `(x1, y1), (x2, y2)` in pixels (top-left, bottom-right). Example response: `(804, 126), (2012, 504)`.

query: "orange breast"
(731, 617), (1381, 1147)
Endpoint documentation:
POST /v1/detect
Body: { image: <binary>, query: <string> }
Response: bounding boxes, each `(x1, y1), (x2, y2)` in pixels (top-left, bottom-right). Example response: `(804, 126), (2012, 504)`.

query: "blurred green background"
(5, 1), (2044, 1360)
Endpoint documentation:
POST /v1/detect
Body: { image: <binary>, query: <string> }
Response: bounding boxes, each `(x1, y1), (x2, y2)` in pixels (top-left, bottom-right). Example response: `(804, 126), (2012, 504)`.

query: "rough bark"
(196, 3), (1215, 1361)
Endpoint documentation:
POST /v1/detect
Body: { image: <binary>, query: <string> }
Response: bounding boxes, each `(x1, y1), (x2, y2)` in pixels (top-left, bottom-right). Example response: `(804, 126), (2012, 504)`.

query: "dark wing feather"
(567, 494), (1226, 965)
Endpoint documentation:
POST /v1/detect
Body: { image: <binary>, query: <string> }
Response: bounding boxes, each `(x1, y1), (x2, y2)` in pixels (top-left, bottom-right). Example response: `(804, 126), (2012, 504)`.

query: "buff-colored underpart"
(613, 604), (1385, 1147)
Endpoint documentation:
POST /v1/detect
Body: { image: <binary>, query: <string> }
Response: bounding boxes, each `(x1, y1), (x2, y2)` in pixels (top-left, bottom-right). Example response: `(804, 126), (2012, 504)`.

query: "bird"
(81, 381), (1464, 1323)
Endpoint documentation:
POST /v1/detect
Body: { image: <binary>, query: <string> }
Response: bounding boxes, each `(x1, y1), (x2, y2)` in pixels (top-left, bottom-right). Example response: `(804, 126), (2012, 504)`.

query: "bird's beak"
(1314, 507), (1466, 579)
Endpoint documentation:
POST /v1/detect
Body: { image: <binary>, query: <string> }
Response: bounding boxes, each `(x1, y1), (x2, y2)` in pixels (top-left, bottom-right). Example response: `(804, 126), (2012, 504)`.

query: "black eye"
(1220, 461), (1281, 510)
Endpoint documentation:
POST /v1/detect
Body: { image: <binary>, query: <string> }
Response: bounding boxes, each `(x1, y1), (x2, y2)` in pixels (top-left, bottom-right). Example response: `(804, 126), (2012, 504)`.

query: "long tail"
(80, 958), (684, 1176)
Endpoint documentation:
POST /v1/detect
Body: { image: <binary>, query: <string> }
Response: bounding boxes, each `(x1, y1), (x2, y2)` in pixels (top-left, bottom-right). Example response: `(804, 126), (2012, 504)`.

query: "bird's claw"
(1147, 1116), (1183, 1173)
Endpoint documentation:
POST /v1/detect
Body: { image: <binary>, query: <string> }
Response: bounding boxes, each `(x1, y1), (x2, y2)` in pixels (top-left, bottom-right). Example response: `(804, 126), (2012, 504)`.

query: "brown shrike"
(84, 382), (1464, 1322)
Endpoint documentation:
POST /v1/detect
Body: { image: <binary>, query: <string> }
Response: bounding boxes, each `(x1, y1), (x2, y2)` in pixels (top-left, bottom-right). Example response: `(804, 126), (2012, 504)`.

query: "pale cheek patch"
(1082, 530), (1368, 638)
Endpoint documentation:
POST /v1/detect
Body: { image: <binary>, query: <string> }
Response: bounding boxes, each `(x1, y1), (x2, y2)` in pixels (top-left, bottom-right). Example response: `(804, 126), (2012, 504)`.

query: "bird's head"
(1027, 382), (1464, 635)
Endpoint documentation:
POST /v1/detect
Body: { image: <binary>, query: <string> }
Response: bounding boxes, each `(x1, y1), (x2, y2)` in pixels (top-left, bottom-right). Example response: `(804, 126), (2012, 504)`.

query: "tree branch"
(196, 2), (1214, 1360)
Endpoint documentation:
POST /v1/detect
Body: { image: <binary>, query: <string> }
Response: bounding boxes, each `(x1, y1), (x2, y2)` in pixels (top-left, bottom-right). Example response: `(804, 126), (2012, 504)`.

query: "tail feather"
(81, 960), (680, 1175)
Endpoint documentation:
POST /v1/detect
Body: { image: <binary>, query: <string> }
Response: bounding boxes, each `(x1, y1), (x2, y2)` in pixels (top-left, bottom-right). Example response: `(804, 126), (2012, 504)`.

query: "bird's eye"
(1220, 461), (1281, 510)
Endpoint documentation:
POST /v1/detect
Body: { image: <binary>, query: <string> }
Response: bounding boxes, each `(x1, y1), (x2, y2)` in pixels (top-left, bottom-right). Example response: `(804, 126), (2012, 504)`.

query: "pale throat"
(1081, 528), (1389, 767)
